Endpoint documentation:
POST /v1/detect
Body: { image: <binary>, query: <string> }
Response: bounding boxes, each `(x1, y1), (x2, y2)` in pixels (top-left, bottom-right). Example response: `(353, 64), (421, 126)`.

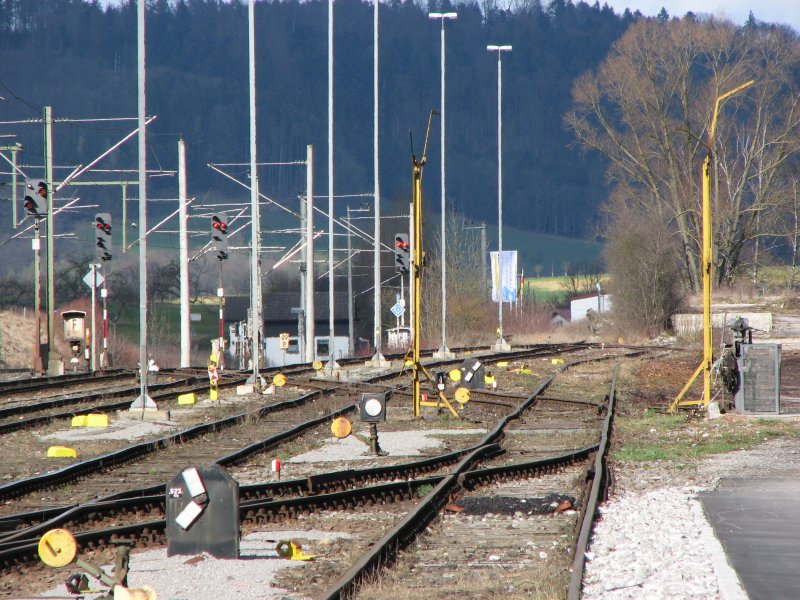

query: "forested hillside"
(0, 0), (637, 244)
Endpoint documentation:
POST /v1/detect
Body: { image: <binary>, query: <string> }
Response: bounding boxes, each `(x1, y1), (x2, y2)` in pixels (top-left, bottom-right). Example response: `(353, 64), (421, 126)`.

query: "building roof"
(225, 291), (349, 324)
(570, 292), (611, 302)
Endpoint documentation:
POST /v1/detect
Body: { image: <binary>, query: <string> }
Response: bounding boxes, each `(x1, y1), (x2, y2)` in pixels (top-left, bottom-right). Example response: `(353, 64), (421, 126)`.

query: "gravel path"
(583, 436), (800, 599)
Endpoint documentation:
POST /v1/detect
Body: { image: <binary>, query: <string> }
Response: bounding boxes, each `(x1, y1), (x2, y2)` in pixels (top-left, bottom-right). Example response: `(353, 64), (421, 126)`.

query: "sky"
(595, 0), (798, 32)
(99, 0), (799, 33)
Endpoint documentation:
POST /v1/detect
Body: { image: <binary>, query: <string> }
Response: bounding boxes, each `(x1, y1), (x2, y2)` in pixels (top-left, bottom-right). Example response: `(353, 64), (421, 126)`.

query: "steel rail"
(0, 443), (600, 572)
(567, 365), (618, 600)
(0, 344), (614, 578)
(0, 369), (128, 395)
(318, 356), (620, 599)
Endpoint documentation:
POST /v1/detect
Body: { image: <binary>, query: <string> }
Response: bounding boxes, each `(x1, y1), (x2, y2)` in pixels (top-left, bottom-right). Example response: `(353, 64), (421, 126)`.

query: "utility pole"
(246, 0), (264, 386)
(178, 138), (190, 367)
(305, 144), (315, 363)
(131, 0), (155, 410)
(327, 0), (338, 372)
(347, 206), (354, 356)
(44, 106), (55, 372)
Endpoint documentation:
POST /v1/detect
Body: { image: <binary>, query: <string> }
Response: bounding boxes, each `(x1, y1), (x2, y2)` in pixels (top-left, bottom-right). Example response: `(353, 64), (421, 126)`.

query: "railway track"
(0, 344), (627, 598)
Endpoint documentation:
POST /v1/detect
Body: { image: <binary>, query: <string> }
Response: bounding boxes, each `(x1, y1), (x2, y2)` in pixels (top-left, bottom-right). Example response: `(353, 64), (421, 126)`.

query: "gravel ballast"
(583, 436), (800, 599)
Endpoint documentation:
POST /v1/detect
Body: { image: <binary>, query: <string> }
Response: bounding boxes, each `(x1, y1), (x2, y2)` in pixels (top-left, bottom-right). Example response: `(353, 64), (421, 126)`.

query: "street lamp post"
(346, 205), (370, 356)
(429, 11), (457, 359)
(371, 0), (389, 366)
(327, 0), (338, 371)
(487, 44), (512, 350)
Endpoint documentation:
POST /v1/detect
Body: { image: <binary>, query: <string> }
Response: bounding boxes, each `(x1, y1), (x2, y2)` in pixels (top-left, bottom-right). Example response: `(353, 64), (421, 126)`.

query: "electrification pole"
(178, 138), (190, 367)
(429, 11), (457, 360)
(305, 144), (315, 363)
(131, 0), (155, 409)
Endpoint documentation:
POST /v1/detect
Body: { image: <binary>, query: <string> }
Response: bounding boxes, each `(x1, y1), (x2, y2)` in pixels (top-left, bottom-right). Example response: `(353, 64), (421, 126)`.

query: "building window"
(287, 337), (299, 354)
(316, 337), (330, 357)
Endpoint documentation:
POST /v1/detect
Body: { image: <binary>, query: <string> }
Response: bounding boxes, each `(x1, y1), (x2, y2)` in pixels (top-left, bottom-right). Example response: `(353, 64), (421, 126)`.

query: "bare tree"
(565, 17), (800, 291)
(422, 210), (493, 345)
(604, 206), (683, 336)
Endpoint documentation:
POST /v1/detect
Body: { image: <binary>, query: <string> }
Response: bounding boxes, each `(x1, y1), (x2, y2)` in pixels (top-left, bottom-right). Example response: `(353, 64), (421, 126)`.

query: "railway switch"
(166, 464), (240, 559)
(39, 528), (133, 595)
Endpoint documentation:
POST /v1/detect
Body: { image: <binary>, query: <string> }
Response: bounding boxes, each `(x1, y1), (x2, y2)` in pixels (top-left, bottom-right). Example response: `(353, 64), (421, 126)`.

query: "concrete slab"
(288, 428), (486, 463)
(118, 408), (171, 422)
(39, 529), (356, 600)
(701, 478), (800, 600)
(39, 419), (177, 442)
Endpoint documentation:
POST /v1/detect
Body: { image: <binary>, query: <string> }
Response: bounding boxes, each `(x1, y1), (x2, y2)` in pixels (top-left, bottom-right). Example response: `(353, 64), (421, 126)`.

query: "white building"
(570, 292), (612, 322)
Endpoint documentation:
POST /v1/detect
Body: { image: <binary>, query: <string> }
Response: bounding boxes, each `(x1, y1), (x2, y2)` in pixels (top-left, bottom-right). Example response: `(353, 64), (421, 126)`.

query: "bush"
(604, 212), (683, 336)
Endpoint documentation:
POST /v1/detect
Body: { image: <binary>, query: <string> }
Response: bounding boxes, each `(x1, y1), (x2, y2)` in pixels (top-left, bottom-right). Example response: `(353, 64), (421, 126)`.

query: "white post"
(305, 145), (315, 363)
(487, 44), (511, 349)
(178, 138), (190, 367)
(132, 0), (154, 409)
(347, 206), (354, 356)
(371, 0), (385, 364)
(327, 0), (338, 370)
(91, 263), (97, 372)
(247, 0), (263, 385)
(429, 11), (457, 359)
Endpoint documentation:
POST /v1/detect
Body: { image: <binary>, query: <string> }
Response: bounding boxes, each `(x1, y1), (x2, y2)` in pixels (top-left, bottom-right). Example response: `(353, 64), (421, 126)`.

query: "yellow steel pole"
(409, 111), (459, 419)
(671, 79), (753, 413)
(412, 158), (422, 418)
(702, 151), (712, 405)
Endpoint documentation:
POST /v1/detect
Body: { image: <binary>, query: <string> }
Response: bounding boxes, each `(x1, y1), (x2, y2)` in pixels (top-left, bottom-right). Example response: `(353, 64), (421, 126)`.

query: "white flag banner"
(490, 250), (518, 303)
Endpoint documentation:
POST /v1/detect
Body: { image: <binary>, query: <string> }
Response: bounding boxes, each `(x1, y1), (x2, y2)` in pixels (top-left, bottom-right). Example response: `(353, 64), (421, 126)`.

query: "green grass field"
(115, 301), (222, 350)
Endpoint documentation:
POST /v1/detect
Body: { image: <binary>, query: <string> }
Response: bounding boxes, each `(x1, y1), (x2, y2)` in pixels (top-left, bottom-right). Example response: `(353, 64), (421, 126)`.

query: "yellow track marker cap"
(47, 446), (77, 459)
(331, 417), (352, 439)
(273, 373), (287, 387)
(38, 528), (78, 568)
(455, 387), (470, 405)
(448, 369), (462, 382)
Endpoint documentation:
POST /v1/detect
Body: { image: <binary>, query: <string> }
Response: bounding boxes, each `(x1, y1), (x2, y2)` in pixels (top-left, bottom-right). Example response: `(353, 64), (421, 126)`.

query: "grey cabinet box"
(166, 464), (240, 559)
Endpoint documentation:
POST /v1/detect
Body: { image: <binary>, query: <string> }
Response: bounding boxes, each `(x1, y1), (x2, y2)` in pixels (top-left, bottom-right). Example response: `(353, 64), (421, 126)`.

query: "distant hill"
(0, 0), (637, 251)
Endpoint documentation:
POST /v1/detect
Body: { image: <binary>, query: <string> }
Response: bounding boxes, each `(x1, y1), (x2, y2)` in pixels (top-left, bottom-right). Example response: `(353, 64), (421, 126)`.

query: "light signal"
(394, 233), (410, 273)
(94, 213), (112, 261)
(23, 179), (48, 217)
(211, 213), (228, 260)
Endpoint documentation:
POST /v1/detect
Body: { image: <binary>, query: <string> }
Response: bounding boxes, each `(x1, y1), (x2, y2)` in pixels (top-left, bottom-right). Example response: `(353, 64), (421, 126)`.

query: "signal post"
(24, 179), (48, 373)
(94, 213), (113, 370)
(211, 214), (229, 371)
(409, 112), (458, 419)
